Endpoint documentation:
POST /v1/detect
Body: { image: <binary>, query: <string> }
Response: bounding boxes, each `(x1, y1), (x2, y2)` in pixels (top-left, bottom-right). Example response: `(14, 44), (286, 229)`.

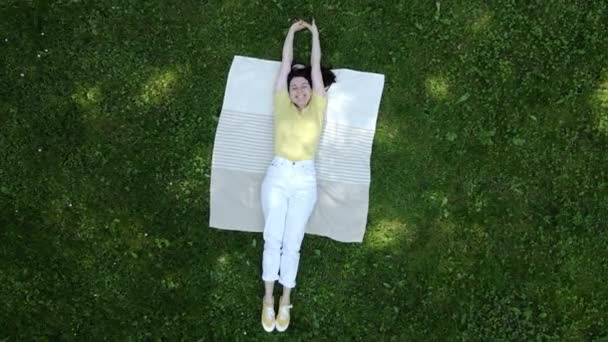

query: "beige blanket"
(209, 56), (385, 242)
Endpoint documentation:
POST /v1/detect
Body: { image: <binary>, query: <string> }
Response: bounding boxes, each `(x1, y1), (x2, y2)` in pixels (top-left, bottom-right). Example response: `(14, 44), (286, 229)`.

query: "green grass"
(2, 0), (608, 339)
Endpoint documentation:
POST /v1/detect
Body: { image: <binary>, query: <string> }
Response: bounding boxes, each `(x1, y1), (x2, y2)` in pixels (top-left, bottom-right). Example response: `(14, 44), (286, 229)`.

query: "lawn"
(1, 0), (608, 340)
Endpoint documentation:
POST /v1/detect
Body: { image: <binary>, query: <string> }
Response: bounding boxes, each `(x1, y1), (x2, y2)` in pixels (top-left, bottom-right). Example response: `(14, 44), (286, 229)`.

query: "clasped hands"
(289, 18), (319, 35)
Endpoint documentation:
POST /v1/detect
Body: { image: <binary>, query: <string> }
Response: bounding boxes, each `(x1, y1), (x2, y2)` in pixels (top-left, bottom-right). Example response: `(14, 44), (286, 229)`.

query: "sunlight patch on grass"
(72, 84), (103, 114)
(140, 69), (177, 105)
(468, 223), (489, 244)
(167, 179), (195, 200)
(374, 116), (400, 146)
(217, 253), (231, 268)
(470, 11), (493, 33)
(367, 218), (412, 250)
(425, 75), (450, 100)
(498, 59), (515, 81)
(137, 66), (187, 106)
(165, 145), (209, 207)
(591, 69), (608, 134)
(161, 273), (180, 289)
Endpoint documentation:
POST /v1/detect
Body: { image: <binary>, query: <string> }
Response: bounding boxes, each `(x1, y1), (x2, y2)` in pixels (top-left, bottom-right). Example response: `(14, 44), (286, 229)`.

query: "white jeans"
(260, 155), (318, 288)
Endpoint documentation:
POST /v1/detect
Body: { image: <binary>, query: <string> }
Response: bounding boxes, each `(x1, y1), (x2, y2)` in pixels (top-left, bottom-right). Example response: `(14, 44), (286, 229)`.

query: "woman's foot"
(261, 296), (276, 332)
(275, 296), (293, 332)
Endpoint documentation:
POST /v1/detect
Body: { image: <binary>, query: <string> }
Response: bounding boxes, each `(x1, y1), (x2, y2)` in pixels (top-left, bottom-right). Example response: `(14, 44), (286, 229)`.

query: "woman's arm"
(274, 20), (307, 92)
(306, 19), (326, 97)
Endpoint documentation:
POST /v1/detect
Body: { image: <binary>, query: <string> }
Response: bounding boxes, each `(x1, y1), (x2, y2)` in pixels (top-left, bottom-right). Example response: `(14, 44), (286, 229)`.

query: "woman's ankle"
(263, 295), (274, 305)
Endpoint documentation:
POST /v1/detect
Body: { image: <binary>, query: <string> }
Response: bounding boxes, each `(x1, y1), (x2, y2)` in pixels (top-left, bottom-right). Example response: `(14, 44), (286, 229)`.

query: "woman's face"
(289, 77), (311, 109)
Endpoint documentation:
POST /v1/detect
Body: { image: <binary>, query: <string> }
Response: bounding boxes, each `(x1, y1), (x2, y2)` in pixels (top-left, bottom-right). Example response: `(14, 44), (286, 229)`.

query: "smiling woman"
(287, 63), (337, 109)
(258, 18), (336, 333)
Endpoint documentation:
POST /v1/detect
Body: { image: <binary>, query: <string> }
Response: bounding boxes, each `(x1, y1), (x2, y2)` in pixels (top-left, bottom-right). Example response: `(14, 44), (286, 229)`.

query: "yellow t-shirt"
(273, 89), (328, 161)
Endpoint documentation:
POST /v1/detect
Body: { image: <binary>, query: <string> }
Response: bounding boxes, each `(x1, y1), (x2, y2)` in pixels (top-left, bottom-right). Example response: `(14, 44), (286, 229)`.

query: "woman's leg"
(278, 181), (318, 297)
(260, 172), (289, 293)
(264, 281), (275, 304)
(280, 286), (292, 306)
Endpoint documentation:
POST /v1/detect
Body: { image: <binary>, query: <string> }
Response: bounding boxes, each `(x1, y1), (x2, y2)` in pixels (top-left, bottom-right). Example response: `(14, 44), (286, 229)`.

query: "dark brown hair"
(287, 61), (336, 91)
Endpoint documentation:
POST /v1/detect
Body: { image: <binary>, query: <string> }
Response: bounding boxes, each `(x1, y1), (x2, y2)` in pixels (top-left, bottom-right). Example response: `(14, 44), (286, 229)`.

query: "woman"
(260, 18), (335, 333)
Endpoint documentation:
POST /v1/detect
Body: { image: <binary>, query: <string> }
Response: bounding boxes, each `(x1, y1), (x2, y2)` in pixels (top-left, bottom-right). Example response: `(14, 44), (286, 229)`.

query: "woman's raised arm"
(274, 20), (307, 92)
(306, 19), (325, 97)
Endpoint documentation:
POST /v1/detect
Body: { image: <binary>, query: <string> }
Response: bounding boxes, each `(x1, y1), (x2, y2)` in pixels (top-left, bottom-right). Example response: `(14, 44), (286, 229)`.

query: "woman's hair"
(287, 61), (336, 90)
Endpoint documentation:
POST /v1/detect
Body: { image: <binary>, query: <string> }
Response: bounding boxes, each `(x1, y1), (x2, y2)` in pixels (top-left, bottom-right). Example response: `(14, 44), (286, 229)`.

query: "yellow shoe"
(275, 297), (293, 332)
(261, 298), (276, 332)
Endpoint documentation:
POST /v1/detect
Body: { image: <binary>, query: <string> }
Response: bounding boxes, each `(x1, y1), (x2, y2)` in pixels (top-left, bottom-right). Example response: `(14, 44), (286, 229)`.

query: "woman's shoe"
(261, 298), (276, 332)
(275, 296), (293, 332)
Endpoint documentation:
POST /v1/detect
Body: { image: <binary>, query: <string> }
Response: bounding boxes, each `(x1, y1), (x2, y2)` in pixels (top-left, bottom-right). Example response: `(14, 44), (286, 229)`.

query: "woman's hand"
(303, 18), (319, 35)
(289, 19), (309, 33)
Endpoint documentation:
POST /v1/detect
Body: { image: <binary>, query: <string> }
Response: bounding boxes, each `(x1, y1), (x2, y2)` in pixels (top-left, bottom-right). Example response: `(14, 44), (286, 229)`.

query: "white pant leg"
(278, 173), (318, 288)
(260, 167), (288, 283)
